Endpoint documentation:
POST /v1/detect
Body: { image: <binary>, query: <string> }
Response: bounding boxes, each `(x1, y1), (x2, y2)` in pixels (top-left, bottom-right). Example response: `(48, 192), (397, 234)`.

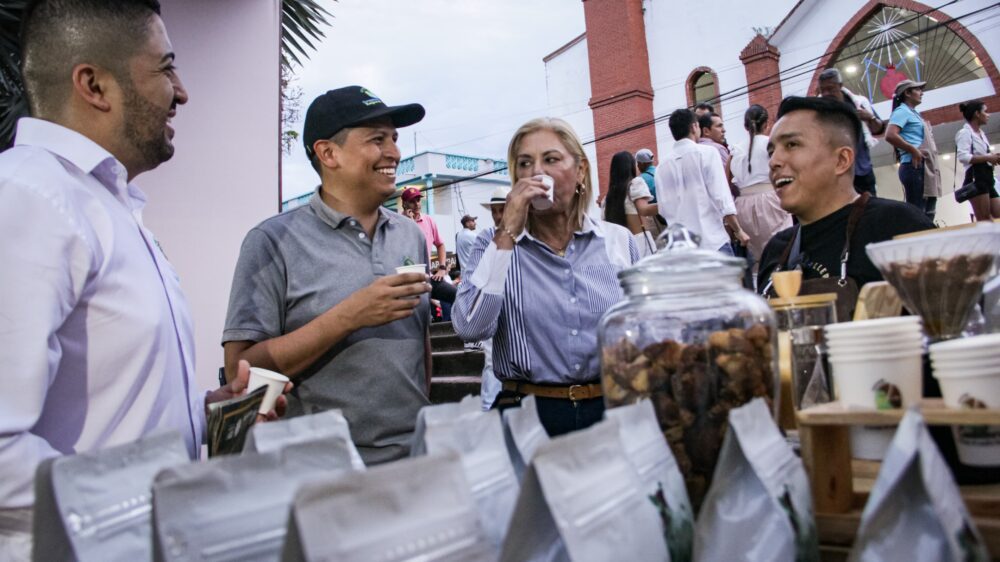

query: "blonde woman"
(453, 118), (638, 435)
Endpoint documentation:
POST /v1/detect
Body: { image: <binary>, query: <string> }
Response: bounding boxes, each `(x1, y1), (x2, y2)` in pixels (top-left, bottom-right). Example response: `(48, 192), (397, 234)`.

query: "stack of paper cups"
(929, 333), (1000, 467)
(825, 317), (925, 460)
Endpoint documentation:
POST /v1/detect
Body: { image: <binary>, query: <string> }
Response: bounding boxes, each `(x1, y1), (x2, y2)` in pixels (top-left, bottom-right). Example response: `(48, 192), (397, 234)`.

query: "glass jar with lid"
(770, 293), (838, 421)
(599, 226), (779, 508)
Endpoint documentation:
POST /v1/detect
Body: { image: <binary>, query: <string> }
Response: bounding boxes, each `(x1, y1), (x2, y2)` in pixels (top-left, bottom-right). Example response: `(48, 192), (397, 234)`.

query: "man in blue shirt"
(818, 68), (886, 196)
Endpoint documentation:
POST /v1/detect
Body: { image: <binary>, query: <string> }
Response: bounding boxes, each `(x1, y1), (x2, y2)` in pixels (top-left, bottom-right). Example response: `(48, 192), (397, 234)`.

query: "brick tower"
(583, 0), (658, 199)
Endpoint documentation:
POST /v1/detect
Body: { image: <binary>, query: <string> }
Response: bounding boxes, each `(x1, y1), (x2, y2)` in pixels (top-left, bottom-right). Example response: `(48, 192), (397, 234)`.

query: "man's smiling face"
(333, 117), (400, 198)
(767, 110), (846, 221)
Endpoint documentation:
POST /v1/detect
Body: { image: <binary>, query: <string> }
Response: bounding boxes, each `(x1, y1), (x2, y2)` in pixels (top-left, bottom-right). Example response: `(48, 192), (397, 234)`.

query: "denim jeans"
(898, 161), (936, 221)
(492, 391), (604, 437)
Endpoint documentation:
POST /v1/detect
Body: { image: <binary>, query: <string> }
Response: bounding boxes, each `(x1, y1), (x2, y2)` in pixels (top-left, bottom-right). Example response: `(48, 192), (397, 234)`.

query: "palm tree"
(0, 0), (27, 151)
(0, 0), (333, 150)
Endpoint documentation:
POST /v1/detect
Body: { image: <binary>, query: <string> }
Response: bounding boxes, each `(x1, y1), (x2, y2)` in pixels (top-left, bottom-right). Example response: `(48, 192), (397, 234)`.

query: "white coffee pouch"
(31, 430), (190, 562)
(500, 419), (668, 562)
(243, 409), (365, 470)
(849, 409), (989, 562)
(500, 395), (550, 482)
(152, 438), (355, 561)
(605, 400), (693, 562)
(411, 404), (519, 551)
(694, 398), (819, 562)
(281, 451), (495, 562)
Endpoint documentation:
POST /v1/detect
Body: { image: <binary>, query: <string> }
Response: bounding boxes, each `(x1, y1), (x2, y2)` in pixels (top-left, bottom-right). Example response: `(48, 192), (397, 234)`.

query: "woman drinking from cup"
(453, 117), (639, 436)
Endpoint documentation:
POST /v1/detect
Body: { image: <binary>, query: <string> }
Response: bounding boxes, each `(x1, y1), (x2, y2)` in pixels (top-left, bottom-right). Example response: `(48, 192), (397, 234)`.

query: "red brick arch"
(686, 66), (722, 117)
(808, 0), (1000, 125)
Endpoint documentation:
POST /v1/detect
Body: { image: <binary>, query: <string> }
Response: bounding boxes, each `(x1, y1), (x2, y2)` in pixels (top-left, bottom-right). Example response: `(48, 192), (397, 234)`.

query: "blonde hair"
(507, 117), (592, 233)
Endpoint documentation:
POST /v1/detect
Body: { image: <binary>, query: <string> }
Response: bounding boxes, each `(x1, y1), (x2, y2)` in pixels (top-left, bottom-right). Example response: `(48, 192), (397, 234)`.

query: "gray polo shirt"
(223, 192), (431, 464)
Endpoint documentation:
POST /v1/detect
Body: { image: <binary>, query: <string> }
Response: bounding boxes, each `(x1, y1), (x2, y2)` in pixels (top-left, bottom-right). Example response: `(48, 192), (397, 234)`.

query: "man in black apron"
(758, 97), (934, 318)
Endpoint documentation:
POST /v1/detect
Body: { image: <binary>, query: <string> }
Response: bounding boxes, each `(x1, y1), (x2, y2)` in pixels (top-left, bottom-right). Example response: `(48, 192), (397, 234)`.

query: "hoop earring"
(575, 182), (584, 195)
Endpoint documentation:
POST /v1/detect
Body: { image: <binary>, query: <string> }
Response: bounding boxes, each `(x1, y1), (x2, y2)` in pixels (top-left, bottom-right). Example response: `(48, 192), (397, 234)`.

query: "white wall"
(544, 36), (600, 197)
(773, 0), (1000, 109)
(642, 0), (798, 153)
(137, 0), (281, 390)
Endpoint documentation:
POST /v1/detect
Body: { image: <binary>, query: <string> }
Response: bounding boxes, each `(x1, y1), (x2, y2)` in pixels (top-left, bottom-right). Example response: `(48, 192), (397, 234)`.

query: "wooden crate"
(796, 399), (1000, 557)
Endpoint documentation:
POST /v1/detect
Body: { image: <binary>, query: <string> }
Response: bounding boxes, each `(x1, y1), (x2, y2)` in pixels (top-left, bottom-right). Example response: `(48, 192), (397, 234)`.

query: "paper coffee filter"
(866, 223), (1000, 340)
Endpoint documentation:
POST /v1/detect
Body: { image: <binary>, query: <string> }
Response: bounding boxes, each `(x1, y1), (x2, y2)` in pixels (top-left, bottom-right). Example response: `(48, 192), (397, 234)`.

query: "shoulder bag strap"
(838, 192), (870, 286)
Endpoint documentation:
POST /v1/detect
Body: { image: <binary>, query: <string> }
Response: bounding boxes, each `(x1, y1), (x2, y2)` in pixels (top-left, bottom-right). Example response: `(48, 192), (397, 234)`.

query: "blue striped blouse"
(453, 216), (639, 385)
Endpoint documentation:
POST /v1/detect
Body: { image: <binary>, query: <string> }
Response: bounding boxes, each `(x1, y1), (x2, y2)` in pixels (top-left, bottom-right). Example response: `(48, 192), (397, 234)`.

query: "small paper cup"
(932, 368), (1000, 467)
(531, 174), (555, 210)
(830, 354), (922, 410)
(395, 263), (427, 275)
(247, 367), (290, 415)
(831, 352), (923, 461)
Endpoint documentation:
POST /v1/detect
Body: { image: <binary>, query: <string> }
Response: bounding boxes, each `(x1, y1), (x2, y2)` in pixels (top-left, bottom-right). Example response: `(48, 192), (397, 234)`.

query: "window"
(686, 67), (720, 110)
(828, 6), (987, 103)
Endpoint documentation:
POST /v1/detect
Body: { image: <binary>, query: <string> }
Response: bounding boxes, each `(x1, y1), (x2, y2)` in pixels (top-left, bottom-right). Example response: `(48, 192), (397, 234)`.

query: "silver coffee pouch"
(850, 409), (989, 562)
(500, 395), (549, 482)
(32, 431), (190, 562)
(152, 437), (355, 561)
(281, 452), (494, 562)
(414, 405), (519, 551)
(605, 400), (693, 562)
(243, 409), (365, 470)
(694, 398), (819, 562)
(500, 419), (668, 562)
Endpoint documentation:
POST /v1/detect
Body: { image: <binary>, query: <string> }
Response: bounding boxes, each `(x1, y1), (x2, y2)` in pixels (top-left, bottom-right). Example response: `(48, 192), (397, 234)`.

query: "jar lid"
(768, 293), (839, 309)
(619, 224), (745, 291)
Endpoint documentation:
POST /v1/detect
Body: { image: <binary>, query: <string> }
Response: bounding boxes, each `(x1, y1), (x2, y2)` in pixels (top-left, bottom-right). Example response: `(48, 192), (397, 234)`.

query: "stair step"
(430, 333), (466, 352)
(429, 376), (481, 404)
(430, 321), (455, 337)
(431, 350), (485, 377)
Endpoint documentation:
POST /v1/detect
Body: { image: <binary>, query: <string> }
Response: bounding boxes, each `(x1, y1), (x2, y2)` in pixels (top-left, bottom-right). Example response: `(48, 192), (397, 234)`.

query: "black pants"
(853, 171), (877, 197)
(899, 161), (936, 222)
(430, 278), (456, 304)
(492, 389), (604, 437)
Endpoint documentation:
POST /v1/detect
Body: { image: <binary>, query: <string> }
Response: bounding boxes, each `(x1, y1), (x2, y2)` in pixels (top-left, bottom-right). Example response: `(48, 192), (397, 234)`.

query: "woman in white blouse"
(728, 104), (792, 269)
(602, 150), (659, 256)
(955, 99), (1000, 221)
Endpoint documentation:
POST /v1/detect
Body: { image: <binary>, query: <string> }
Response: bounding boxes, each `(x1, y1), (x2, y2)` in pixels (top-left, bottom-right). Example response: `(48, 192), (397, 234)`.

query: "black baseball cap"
(302, 86), (425, 159)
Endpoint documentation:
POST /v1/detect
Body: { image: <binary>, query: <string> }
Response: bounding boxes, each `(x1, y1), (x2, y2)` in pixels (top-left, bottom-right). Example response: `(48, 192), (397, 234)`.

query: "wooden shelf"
(797, 399), (1000, 427)
(795, 400), (1000, 558)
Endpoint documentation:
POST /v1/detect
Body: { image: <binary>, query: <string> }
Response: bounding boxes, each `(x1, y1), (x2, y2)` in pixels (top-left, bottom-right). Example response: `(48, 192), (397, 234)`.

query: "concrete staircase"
(429, 321), (484, 404)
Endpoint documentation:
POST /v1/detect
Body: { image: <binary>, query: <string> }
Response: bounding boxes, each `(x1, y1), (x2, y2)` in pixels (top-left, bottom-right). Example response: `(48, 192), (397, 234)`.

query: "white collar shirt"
(654, 138), (738, 251)
(0, 118), (203, 509)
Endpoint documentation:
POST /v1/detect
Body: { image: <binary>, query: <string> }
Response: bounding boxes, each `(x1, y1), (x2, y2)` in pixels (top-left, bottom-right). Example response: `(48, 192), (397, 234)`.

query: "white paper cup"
(831, 352), (923, 461)
(830, 354), (923, 409)
(247, 367), (290, 415)
(933, 368), (1000, 467)
(824, 329), (924, 343)
(824, 317), (921, 334)
(531, 174), (555, 210)
(395, 263), (427, 275)
(826, 341), (925, 356)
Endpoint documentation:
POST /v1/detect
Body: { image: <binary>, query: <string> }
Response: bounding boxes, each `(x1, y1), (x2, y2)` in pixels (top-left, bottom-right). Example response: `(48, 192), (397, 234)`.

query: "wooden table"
(796, 400), (1000, 558)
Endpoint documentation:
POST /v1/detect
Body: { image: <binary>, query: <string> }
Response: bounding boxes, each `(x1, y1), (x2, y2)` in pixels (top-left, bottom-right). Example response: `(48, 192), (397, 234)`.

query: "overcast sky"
(281, 0), (587, 201)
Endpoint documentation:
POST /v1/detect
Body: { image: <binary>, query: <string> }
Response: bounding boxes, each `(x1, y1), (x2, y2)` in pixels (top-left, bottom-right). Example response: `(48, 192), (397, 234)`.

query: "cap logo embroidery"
(360, 87), (384, 106)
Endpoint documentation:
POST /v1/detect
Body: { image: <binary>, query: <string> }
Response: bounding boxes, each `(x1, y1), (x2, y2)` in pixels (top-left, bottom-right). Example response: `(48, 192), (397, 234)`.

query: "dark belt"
(502, 380), (603, 401)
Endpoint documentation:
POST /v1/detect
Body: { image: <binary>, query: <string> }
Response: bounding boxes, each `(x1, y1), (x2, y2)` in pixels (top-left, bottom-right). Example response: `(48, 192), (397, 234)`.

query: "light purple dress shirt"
(0, 118), (203, 509)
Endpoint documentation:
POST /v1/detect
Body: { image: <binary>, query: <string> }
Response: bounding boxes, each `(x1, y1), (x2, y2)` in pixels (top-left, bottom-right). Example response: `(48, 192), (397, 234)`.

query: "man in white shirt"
(455, 214), (478, 274)
(655, 108), (749, 254)
(0, 1), (272, 554)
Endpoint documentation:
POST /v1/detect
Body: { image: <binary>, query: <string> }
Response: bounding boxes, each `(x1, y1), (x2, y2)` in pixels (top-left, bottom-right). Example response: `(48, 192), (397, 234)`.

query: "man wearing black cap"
(222, 86), (434, 464)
